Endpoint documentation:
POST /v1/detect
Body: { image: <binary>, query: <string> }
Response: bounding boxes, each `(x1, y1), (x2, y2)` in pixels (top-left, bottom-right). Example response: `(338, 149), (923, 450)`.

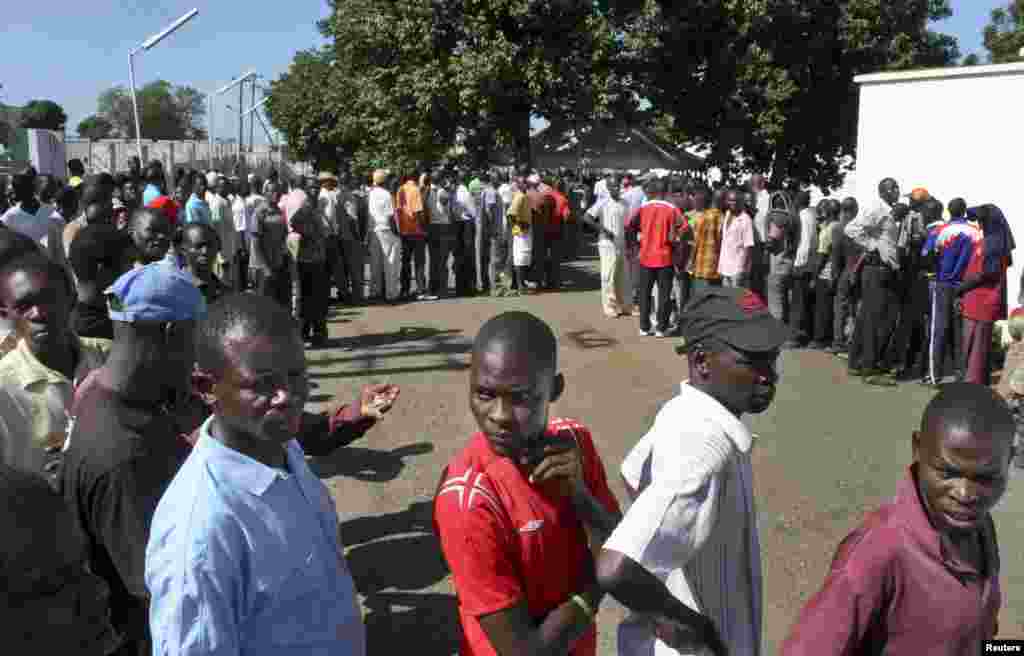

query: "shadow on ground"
(343, 500), (460, 655)
(309, 325), (473, 379)
(565, 327), (619, 350)
(311, 442), (434, 481)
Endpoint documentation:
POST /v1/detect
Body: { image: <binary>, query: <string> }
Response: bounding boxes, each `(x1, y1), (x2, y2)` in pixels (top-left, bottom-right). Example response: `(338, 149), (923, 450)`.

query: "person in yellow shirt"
(508, 176), (535, 293)
(0, 252), (110, 474)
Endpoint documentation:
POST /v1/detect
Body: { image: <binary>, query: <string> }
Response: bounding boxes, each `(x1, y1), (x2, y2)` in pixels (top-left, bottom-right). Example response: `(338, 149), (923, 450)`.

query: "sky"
(0, 0), (1007, 145)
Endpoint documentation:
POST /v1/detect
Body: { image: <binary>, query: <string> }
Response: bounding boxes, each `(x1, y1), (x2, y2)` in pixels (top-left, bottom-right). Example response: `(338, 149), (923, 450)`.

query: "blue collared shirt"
(185, 194), (212, 225)
(146, 418), (365, 656)
(143, 184), (162, 207)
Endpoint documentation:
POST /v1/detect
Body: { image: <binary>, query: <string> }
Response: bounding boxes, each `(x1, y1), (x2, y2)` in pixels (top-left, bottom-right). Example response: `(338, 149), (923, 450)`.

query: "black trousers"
(538, 230), (563, 289)
(928, 281), (964, 382)
(255, 264), (291, 310)
(428, 224), (456, 296)
(790, 272), (813, 342)
(850, 265), (897, 371)
(638, 265), (674, 333)
(453, 221), (476, 295)
(813, 278), (835, 344)
(297, 260), (329, 336)
(400, 236), (427, 296)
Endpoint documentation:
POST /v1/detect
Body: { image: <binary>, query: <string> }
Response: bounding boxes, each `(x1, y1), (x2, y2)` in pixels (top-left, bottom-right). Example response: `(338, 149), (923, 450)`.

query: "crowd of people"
(0, 155), (1019, 656)
(586, 172), (1018, 390)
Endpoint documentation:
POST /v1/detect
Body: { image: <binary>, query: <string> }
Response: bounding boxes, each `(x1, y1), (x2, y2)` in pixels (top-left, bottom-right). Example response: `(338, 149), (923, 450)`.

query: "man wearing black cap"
(597, 287), (789, 656)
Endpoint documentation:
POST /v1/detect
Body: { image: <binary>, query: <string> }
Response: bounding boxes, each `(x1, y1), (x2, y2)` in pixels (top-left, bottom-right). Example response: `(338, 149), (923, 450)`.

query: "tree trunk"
(512, 111), (532, 171)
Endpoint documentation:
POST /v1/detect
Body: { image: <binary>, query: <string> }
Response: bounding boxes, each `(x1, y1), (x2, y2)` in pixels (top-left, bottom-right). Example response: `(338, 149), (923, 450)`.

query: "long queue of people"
(585, 173), (1017, 391)
(0, 157), (1018, 656)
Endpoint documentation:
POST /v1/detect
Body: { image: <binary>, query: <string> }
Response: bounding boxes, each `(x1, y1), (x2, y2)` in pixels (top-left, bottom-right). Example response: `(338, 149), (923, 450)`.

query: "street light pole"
(214, 71), (255, 173)
(128, 8), (199, 163)
(238, 80), (244, 166)
(129, 51), (144, 162)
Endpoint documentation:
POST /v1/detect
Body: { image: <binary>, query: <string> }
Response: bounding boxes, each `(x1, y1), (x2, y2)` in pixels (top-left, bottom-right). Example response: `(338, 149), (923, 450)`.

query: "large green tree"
(76, 115), (114, 140)
(267, 0), (630, 173)
(613, 0), (959, 188)
(96, 80), (207, 140)
(983, 0), (1024, 63)
(19, 99), (68, 131)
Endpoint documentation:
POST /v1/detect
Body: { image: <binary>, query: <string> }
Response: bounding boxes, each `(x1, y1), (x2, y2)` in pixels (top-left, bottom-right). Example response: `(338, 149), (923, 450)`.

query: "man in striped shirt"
(597, 287), (790, 656)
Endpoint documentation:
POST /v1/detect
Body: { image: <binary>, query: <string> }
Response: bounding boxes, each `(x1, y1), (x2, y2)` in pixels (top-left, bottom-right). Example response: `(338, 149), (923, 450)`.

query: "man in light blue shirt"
(146, 293), (400, 656)
(185, 175), (212, 225)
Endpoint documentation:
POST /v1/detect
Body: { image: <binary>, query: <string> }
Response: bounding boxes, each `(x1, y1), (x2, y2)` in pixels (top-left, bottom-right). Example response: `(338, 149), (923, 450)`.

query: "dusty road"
(306, 241), (1024, 654)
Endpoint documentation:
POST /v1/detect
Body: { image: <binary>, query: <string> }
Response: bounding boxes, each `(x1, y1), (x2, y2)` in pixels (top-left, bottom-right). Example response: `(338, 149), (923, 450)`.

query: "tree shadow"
(565, 327), (619, 350)
(362, 591), (461, 655)
(341, 500), (461, 655)
(310, 361), (470, 379)
(308, 340), (474, 368)
(557, 257), (601, 293)
(311, 442), (435, 481)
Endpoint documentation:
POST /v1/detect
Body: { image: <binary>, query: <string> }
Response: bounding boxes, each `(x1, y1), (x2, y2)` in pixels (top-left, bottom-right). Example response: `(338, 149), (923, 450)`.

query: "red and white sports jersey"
(433, 418), (620, 656)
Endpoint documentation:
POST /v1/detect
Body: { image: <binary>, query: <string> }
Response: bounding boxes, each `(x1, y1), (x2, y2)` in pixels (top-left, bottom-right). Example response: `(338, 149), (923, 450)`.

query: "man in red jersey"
(434, 311), (621, 656)
(625, 177), (688, 337)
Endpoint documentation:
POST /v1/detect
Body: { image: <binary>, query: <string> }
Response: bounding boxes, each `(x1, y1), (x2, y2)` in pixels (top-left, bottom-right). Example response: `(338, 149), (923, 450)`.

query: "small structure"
(854, 61), (1024, 303)
(532, 120), (703, 172)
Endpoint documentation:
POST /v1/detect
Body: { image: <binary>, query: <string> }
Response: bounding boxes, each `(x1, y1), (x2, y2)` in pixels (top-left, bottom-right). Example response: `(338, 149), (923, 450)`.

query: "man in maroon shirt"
(781, 383), (1014, 656)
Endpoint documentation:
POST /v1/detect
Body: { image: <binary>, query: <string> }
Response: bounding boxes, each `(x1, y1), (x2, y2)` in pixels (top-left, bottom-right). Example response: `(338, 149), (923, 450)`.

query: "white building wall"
(855, 63), (1024, 305)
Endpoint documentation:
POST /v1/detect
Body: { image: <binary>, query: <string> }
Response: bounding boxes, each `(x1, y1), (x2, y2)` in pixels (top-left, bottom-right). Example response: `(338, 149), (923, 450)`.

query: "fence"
(64, 139), (303, 179)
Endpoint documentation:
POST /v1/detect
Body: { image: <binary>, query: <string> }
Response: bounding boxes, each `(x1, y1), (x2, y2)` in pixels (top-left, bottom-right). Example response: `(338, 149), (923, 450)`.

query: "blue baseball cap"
(105, 262), (206, 323)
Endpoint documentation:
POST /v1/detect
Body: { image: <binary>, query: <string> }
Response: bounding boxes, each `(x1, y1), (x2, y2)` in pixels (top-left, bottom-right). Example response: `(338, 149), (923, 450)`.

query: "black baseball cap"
(675, 287), (791, 355)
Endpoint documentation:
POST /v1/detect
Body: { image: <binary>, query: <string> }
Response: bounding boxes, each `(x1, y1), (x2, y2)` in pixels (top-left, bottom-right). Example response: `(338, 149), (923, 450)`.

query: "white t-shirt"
(604, 382), (763, 656)
(1, 204), (64, 244)
(231, 196), (249, 233)
(497, 183), (513, 207)
(368, 186), (395, 233)
(427, 187), (451, 225)
(245, 194), (266, 235)
(587, 198), (628, 244)
(622, 185), (647, 216)
(318, 188), (340, 235)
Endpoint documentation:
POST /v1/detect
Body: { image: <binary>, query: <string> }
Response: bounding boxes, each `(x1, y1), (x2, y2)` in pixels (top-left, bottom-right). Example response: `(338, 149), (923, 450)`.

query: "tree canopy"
(76, 115), (114, 140)
(983, 0), (1024, 63)
(267, 0), (961, 188)
(267, 0), (629, 174)
(96, 80), (207, 141)
(19, 100), (68, 131)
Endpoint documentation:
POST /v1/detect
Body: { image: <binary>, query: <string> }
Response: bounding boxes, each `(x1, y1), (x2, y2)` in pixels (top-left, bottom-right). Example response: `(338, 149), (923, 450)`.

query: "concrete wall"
(65, 139), (304, 179)
(854, 62), (1024, 305)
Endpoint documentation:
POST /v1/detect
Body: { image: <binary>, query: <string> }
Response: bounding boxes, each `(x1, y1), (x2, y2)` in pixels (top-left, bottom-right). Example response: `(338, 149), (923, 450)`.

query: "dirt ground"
(306, 239), (1024, 654)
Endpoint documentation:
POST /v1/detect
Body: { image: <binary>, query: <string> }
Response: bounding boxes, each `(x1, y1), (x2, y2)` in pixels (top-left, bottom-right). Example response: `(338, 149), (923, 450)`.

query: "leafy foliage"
(267, 0), (630, 174)
(19, 100), (68, 131)
(983, 0), (1024, 63)
(76, 115), (114, 140)
(96, 80), (207, 140)
(616, 0), (959, 189)
(268, 0), (960, 188)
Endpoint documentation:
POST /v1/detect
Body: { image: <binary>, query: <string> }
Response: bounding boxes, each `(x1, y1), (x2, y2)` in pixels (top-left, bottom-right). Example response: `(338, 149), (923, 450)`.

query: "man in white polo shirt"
(597, 286), (790, 656)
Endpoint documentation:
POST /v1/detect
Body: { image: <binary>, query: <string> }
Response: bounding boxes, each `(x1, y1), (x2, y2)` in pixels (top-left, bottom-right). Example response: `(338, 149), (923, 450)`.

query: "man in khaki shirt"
(0, 251), (109, 473)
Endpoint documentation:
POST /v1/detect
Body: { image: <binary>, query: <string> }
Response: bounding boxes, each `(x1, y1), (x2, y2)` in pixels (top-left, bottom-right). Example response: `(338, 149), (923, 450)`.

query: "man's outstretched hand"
(359, 384), (401, 419)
